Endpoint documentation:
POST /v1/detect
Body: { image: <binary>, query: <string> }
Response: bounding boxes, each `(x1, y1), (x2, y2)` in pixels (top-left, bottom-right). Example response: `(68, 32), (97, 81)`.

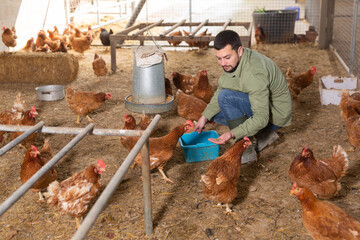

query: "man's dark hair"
(214, 30), (242, 51)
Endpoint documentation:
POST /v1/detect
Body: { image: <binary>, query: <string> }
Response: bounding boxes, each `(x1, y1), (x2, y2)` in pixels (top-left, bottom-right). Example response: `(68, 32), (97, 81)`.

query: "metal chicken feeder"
(125, 46), (174, 114)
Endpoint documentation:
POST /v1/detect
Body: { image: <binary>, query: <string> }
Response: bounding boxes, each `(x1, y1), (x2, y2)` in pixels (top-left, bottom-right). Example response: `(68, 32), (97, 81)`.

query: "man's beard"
(222, 53), (240, 73)
(222, 60), (240, 73)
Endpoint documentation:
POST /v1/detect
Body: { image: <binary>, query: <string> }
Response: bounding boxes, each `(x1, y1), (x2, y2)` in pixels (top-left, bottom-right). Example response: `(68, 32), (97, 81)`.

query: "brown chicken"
(340, 90), (360, 121)
(165, 77), (173, 96)
(47, 29), (63, 42)
(2, 26), (17, 51)
(21, 140), (57, 201)
(120, 114), (140, 151)
(37, 32), (60, 52)
(193, 29), (211, 49)
(286, 66), (317, 101)
(255, 24), (266, 46)
(79, 25), (95, 43)
(36, 30), (48, 48)
(168, 30), (182, 47)
(120, 112), (154, 151)
(201, 137), (252, 213)
(35, 45), (50, 53)
(344, 103), (360, 148)
(132, 121), (193, 183)
(138, 111), (152, 130)
(193, 69), (213, 103)
(92, 53), (108, 76)
(0, 93), (26, 144)
(65, 87), (112, 125)
(182, 29), (194, 47)
(69, 35), (91, 53)
(52, 41), (67, 53)
(183, 29), (210, 48)
(0, 92), (26, 124)
(45, 159), (106, 228)
(290, 182), (360, 240)
(176, 89), (207, 121)
(22, 37), (35, 52)
(289, 144), (349, 199)
(9, 107), (38, 148)
(172, 71), (197, 94)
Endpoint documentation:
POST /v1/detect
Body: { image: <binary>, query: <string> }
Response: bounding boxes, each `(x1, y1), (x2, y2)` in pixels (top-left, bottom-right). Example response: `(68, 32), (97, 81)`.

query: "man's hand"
(194, 116), (208, 133)
(208, 131), (235, 145)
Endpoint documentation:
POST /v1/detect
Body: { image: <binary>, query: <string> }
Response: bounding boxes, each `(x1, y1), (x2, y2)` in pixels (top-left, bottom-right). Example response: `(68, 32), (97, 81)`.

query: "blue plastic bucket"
(179, 131), (220, 163)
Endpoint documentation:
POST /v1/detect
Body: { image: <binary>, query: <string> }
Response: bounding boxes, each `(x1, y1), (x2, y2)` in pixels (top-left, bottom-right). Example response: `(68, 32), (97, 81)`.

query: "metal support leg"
(141, 139), (153, 235)
(110, 35), (117, 72)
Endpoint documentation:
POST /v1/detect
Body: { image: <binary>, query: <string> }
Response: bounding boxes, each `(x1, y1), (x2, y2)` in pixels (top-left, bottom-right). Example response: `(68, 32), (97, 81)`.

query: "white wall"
(0, 0), (67, 51)
(0, 0), (22, 51)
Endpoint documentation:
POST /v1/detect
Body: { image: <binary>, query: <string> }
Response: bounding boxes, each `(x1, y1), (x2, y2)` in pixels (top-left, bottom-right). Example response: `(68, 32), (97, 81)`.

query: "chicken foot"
(86, 115), (94, 123)
(158, 169), (174, 183)
(75, 217), (83, 229)
(18, 144), (27, 151)
(216, 203), (233, 214)
(37, 192), (45, 202)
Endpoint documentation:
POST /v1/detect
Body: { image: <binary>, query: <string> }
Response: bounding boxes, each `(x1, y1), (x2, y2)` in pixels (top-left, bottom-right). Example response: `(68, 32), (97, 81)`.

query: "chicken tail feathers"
(201, 174), (211, 187)
(286, 67), (293, 79)
(45, 180), (60, 206)
(331, 145), (349, 179)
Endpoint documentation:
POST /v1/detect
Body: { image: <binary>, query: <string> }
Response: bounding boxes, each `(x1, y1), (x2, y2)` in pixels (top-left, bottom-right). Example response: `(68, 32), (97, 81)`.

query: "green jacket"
(202, 47), (292, 140)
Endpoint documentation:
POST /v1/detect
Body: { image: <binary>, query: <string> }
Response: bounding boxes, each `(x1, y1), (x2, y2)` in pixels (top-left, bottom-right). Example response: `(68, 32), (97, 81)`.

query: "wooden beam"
(116, 23), (145, 35)
(160, 19), (186, 37)
(110, 35), (215, 42)
(189, 19), (209, 37)
(132, 20), (164, 37)
(222, 19), (231, 30)
(319, 0), (335, 49)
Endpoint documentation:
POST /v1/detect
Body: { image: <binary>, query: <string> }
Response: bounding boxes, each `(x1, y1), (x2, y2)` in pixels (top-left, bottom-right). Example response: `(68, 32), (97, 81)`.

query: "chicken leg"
(158, 169), (174, 183)
(216, 203), (233, 214)
(75, 115), (81, 125)
(38, 192), (44, 202)
(86, 115), (94, 123)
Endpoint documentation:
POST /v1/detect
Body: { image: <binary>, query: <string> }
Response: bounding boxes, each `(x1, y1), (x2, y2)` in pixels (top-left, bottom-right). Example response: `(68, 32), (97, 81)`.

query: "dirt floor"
(0, 41), (360, 240)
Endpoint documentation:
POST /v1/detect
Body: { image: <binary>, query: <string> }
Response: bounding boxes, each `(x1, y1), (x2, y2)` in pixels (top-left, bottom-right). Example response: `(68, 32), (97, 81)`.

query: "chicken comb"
(186, 120), (194, 128)
(31, 106), (38, 113)
(107, 93), (112, 98)
(311, 66), (316, 72)
(203, 69), (207, 74)
(243, 136), (252, 144)
(124, 113), (128, 120)
(31, 145), (38, 151)
(97, 159), (106, 168)
(302, 144), (308, 155)
(2, 26), (6, 30)
(172, 72), (176, 77)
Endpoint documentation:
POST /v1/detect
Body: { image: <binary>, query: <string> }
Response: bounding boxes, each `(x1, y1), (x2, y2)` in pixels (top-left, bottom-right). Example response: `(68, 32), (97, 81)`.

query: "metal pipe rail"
(0, 123), (95, 217)
(160, 19), (186, 37)
(71, 114), (161, 240)
(0, 121), (45, 157)
(0, 124), (143, 136)
(189, 19), (209, 37)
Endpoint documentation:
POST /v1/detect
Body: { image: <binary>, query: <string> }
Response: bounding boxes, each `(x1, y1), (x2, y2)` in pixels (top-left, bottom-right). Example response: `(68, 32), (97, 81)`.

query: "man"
(194, 30), (292, 163)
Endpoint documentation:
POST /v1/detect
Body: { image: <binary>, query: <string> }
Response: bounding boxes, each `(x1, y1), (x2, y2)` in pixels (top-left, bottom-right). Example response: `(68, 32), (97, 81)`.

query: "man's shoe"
(241, 145), (257, 164)
(255, 130), (279, 152)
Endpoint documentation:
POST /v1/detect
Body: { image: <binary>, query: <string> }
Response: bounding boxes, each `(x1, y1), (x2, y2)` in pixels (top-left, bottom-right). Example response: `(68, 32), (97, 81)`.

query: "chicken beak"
(290, 189), (295, 195)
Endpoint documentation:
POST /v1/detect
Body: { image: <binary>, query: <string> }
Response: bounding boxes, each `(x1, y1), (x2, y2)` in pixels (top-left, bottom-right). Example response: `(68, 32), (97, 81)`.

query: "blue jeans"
(212, 89), (280, 133)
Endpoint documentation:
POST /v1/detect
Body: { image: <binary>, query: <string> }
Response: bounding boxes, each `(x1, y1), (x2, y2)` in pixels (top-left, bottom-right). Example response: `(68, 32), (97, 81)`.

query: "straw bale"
(0, 52), (79, 84)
